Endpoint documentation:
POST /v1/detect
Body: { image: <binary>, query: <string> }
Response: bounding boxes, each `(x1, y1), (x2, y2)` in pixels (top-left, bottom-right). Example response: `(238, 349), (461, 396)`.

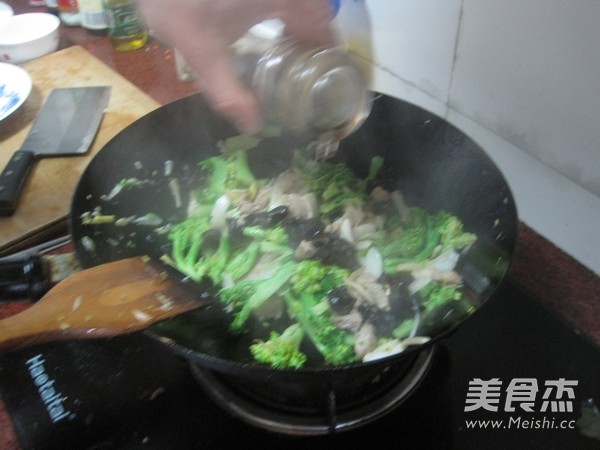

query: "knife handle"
(0, 150), (36, 216)
(0, 254), (49, 300)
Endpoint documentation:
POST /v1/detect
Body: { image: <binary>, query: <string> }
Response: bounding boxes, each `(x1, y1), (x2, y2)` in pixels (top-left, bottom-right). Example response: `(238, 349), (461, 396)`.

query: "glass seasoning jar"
(78, 0), (108, 35)
(244, 37), (372, 144)
(227, 26), (372, 160)
(103, 0), (147, 51)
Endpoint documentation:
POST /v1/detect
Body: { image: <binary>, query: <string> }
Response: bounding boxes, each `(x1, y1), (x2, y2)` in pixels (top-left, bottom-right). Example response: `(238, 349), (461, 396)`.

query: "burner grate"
(189, 347), (435, 435)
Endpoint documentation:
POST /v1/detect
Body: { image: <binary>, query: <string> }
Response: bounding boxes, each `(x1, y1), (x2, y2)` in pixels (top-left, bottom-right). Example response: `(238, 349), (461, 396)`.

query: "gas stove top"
(1, 281), (600, 449)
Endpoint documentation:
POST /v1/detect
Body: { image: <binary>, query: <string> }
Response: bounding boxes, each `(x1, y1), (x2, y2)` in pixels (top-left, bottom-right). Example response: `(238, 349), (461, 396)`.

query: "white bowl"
(0, 13), (60, 64)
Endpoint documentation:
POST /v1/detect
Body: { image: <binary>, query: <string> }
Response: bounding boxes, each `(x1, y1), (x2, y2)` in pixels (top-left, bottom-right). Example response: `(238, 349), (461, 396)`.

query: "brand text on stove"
(25, 353), (74, 423)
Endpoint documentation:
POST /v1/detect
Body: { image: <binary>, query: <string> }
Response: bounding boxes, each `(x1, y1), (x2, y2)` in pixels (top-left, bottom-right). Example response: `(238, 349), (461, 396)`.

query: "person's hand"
(138, 0), (336, 134)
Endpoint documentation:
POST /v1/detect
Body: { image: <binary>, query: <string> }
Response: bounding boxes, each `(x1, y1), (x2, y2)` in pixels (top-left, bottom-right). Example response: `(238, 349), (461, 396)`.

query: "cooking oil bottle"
(103, 0), (147, 51)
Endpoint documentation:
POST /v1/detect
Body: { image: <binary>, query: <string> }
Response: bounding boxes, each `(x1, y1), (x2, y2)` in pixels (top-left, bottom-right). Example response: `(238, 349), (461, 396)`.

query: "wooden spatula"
(0, 256), (212, 352)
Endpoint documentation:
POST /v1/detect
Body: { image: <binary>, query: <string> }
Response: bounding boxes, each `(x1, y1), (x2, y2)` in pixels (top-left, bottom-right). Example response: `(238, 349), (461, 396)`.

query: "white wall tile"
(449, 109), (600, 276)
(362, 0), (462, 104)
(450, 0), (600, 198)
(353, 1), (600, 274)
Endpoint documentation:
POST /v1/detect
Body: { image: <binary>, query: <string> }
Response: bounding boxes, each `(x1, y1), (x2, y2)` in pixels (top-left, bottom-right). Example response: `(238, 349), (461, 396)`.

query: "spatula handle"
(0, 150), (35, 216)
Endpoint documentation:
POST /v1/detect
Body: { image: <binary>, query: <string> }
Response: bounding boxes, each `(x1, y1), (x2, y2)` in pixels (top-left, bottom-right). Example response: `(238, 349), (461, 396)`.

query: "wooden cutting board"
(0, 46), (160, 255)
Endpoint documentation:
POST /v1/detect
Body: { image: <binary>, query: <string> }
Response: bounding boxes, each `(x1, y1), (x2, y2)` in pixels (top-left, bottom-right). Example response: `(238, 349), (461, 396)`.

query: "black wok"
(69, 93), (518, 430)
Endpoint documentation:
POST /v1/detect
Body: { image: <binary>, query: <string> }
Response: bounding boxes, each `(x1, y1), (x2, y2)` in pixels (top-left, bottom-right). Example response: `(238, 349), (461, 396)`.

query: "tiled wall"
(338, 0), (600, 274)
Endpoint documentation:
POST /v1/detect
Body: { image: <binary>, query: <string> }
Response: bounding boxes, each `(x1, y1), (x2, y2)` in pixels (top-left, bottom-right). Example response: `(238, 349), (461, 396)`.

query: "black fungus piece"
(284, 218), (326, 247)
(268, 205), (289, 224)
(387, 272), (415, 317)
(327, 286), (356, 315)
(245, 212), (271, 228)
(358, 303), (398, 337)
(201, 228), (222, 251)
(311, 235), (360, 270)
(242, 206), (289, 229)
(227, 218), (246, 245)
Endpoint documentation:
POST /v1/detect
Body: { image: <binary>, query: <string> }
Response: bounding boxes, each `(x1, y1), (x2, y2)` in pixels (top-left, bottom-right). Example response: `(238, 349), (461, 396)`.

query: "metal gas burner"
(189, 346), (435, 436)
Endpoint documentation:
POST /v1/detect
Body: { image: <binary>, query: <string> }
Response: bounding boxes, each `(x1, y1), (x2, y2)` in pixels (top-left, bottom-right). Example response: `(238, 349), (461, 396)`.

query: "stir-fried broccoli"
(223, 241), (261, 281)
(285, 290), (358, 366)
(168, 214), (213, 280)
(300, 160), (369, 216)
(417, 281), (474, 336)
(290, 260), (350, 296)
(198, 147), (261, 203)
(419, 281), (464, 313)
(249, 324), (307, 369)
(283, 260), (357, 365)
(159, 138), (477, 368)
(379, 207), (476, 273)
(437, 213), (477, 253)
(219, 260), (296, 332)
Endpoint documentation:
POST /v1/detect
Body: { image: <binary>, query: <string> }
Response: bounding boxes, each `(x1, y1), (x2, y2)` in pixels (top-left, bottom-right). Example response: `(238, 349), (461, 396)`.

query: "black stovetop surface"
(1, 281), (600, 450)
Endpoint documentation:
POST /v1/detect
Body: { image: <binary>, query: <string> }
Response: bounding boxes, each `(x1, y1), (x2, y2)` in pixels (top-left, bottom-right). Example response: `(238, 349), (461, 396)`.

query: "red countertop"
(1, 2), (599, 449)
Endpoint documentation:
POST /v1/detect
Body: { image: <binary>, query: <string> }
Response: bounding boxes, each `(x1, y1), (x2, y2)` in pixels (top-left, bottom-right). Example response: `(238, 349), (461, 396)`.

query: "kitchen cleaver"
(0, 86), (111, 216)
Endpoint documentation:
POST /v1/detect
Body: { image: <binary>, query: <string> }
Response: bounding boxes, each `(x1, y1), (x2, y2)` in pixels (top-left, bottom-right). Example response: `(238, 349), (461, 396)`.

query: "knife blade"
(0, 86), (111, 216)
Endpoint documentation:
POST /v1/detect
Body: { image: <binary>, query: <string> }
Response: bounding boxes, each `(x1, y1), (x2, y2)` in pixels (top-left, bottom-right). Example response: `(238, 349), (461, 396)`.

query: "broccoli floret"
(243, 224), (289, 246)
(417, 281), (475, 336)
(167, 212), (233, 283)
(223, 241), (261, 281)
(380, 208), (475, 273)
(300, 161), (369, 216)
(203, 232), (231, 283)
(198, 147), (261, 202)
(240, 224), (293, 257)
(285, 290), (357, 366)
(290, 260), (349, 297)
(249, 324), (307, 369)
(380, 227), (427, 259)
(219, 260), (296, 332)
(168, 214), (213, 280)
(419, 281), (464, 313)
(198, 156), (228, 202)
(437, 213), (477, 253)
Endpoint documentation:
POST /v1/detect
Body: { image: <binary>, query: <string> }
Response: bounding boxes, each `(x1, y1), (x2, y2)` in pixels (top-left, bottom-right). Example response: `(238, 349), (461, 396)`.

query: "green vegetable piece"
(220, 261), (296, 332)
(365, 156), (384, 183)
(205, 232), (231, 283)
(225, 149), (257, 188)
(290, 260), (349, 297)
(249, 324), (307, 369)
(285, 291), (357, 366)
(224, 241), (261, 280)
(198, 149), (260, 202)
(420, 281), (463, 312)
(223, 134), (262, 153)
(243, 225), (288, 246)
(199, 156), (228, 200)
(168, 214), (213, 280)
(301, 161), (368, 217)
